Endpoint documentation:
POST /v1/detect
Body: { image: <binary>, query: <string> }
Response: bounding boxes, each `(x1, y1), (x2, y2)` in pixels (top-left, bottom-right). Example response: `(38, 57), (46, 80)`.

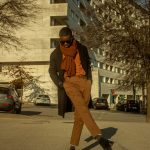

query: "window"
(115, 67), (118, 73)
(120, 69), (123, 74)
(93, 2), (96, 9)
(114, 79), (118, 85)
(99, 49), (103, 55)
(118, 68), (121, 73)
(100, 76), (105, 83)
(106, 77), (109, 83)
(102, 50), (105, 56)
(50, 16), (67, 26)
(102, 0), (105, 4)
(123, 70), (126, 75)
(115, 67), (121, 73)
(118, 80), (121, 85)
(50, 0), (66, 3)
(103, 64), (106, 69)
(102, 12), (105, 17)
(110, 66), (113, 72)
(119, 14), (121, 19)
(38, 95), (49, 98)
(106, 64), (109, 70)
(110, 78), (114, 84)
(105, 51), (109, 57)
(0, 65), (2, 72)
(0, 87), (9, 94)
(97, 48), (100, 54)
(100, 62), (104, 69)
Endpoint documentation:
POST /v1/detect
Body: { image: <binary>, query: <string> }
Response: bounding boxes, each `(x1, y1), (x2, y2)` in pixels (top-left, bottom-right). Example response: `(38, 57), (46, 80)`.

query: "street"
(0, 103), (149, 150)
(0, 103), (145, 122)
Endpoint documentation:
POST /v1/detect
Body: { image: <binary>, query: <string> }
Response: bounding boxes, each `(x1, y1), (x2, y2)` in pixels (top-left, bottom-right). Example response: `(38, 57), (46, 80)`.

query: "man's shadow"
(82, 127), (118, 150)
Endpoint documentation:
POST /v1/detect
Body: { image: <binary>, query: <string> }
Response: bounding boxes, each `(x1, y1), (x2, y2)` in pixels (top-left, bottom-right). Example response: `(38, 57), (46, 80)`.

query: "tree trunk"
(146, 81), (150, 122)
(147, 0), (150, 122)
(141, 84), (145, 113)
(133, 83), (136, 100)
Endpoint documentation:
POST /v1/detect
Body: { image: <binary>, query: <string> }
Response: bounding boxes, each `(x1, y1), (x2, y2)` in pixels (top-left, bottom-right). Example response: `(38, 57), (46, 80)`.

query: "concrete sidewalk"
(0, 117), (150, 150)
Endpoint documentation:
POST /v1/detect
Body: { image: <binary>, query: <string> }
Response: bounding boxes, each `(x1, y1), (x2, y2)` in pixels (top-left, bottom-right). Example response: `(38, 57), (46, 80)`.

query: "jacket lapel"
(77, 42), (87, 72)
(56, 46), (62, 69)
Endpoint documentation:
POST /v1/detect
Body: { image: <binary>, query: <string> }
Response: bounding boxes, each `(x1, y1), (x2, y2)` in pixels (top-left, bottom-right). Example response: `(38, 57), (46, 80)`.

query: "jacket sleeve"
(85, 47), (92, 82)
(48, 52), (62, 88)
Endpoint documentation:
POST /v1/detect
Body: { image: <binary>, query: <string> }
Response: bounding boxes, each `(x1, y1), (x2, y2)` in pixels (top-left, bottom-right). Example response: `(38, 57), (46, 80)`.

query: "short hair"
(59, 27), (72, 37)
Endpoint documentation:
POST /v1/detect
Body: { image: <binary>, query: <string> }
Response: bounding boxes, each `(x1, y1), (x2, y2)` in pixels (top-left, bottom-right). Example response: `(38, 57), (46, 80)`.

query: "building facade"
(0, 0), (91, 103)
(89, 0), (148, 105)
(0, 0), (145, 105)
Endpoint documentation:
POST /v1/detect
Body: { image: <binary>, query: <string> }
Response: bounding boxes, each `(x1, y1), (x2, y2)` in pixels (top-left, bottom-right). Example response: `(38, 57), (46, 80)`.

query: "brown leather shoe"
(69, 145), (75, 150)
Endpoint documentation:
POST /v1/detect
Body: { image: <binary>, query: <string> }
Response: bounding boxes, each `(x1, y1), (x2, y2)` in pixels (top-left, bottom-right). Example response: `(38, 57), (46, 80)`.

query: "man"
(49, 27), (113, 150)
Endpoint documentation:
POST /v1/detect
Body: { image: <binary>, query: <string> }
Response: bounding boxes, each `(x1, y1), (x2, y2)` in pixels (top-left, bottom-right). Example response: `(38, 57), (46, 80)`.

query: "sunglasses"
(60, 39), (73, 45)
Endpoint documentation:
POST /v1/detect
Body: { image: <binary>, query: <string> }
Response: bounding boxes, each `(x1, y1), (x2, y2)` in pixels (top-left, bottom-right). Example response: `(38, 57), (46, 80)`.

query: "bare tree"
(2, 65), (47, 101)
(0, 0), (45, 101)
(0, 0), (39, 50)
(80, 0), (150, 121)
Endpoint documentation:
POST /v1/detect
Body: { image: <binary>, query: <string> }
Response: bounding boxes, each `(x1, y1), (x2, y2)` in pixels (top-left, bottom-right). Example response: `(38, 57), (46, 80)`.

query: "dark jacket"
(48, 41), (92, 118)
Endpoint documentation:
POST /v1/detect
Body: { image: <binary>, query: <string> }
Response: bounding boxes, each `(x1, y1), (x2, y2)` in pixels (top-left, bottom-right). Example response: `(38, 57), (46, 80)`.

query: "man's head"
(59, 27), (74, 48)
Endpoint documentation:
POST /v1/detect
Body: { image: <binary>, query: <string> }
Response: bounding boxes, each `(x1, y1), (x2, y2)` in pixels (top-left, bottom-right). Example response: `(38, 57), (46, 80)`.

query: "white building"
(0, 0), (91, 103)
(89, 0), (147, 105)
(0, 0), (144, 105)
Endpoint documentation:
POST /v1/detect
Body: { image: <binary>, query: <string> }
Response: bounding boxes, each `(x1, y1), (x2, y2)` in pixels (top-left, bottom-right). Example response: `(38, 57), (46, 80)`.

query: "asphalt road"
(0, 103), (146, 122)
(0, 103), (149, 150)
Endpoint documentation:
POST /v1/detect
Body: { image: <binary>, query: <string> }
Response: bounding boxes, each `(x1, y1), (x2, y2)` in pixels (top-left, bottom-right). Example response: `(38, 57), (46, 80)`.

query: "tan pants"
(63, 76), (101, 146)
